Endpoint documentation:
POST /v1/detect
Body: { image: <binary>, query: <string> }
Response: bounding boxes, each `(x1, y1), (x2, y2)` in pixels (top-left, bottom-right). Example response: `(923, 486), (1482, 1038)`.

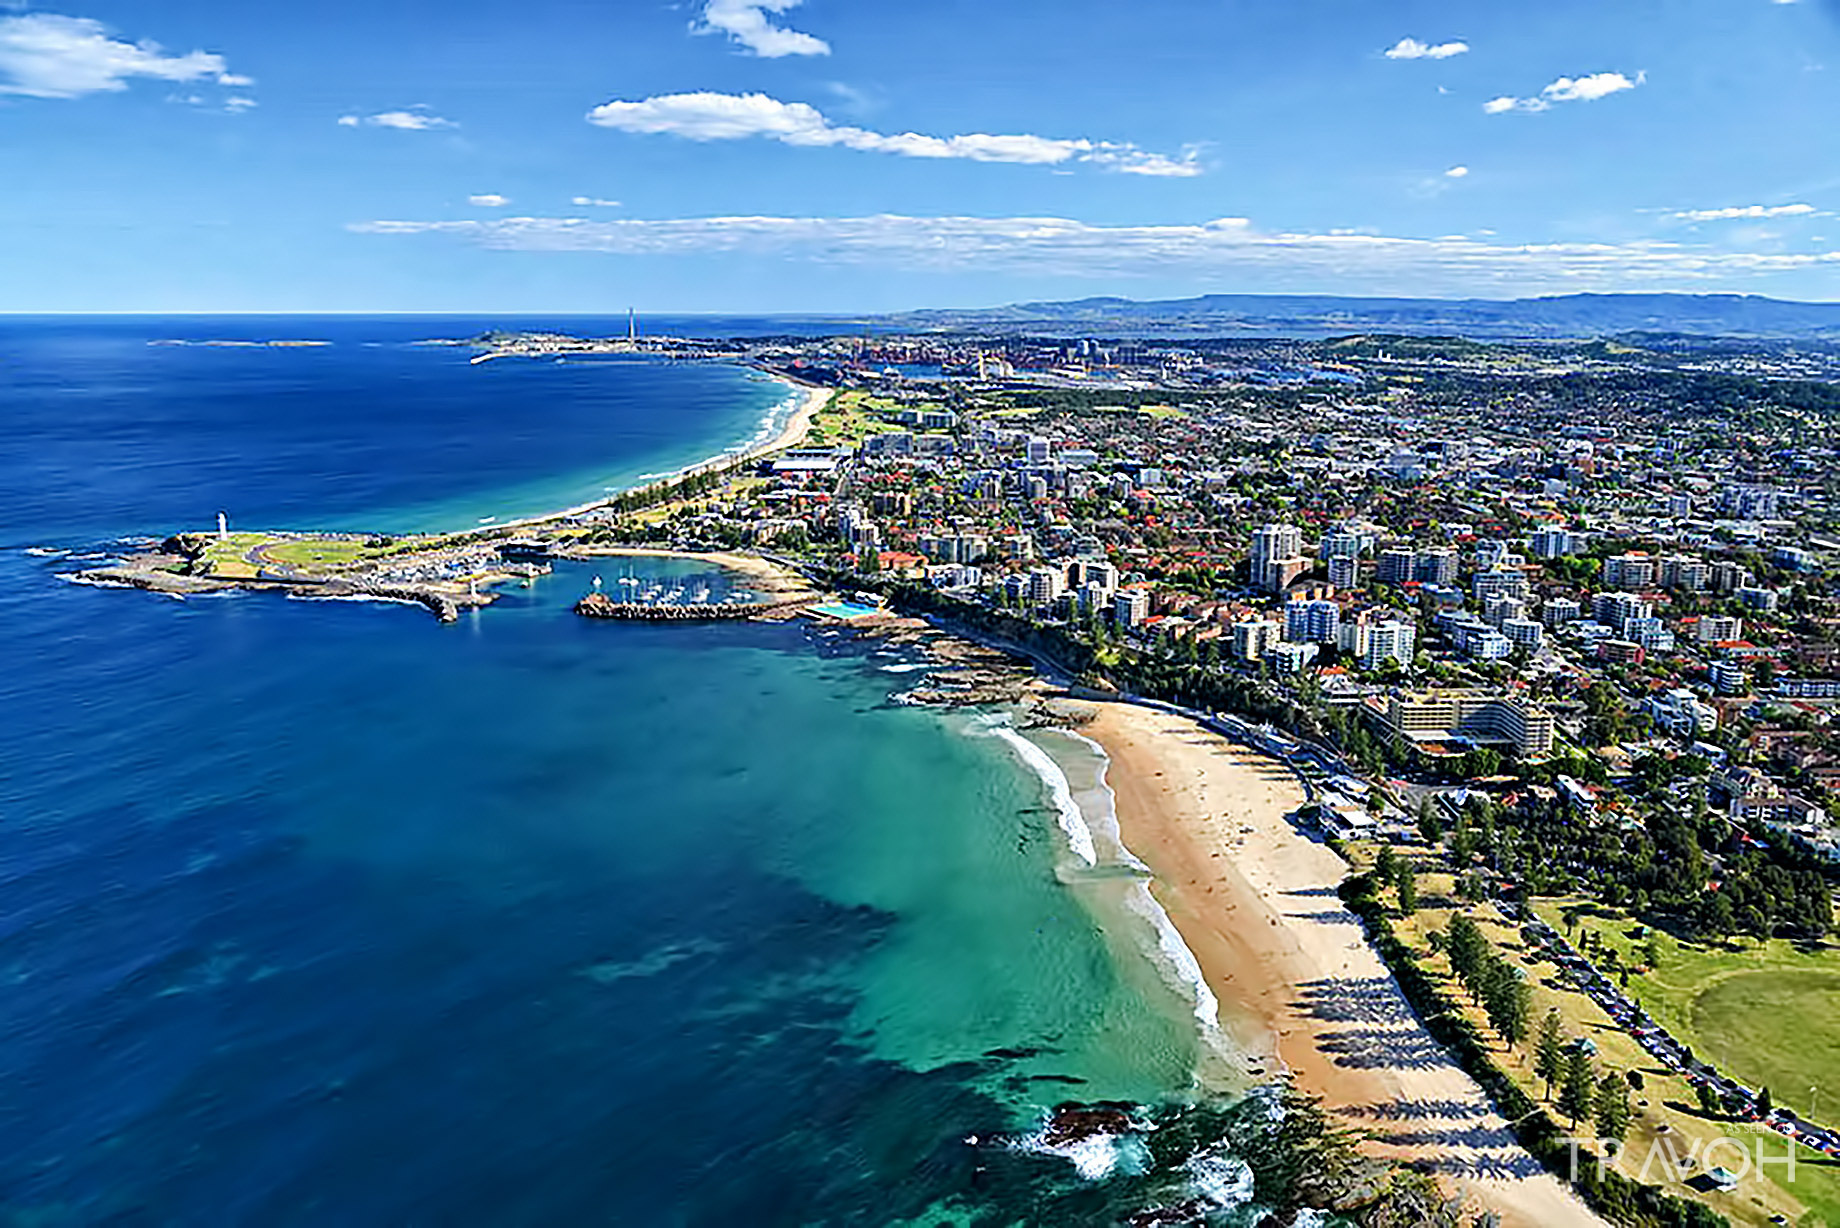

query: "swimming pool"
(811, 602), (882, 620)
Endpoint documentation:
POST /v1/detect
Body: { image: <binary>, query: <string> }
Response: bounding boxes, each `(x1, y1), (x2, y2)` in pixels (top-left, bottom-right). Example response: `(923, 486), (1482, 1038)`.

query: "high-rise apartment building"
(1251, 524), (1308, 594)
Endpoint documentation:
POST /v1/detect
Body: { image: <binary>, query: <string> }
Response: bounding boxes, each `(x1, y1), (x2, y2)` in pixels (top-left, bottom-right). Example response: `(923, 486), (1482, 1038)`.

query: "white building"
(1113, 587), (1151, 628)
(1662, 556), (1711, 592)
(1272, 641), (1320, 675)
(1326, 553), (1359, 591)
(1502, 618), (1545, 651)
(1472, 568), (1530, 603)
(1708, 660), (1749, 695)
(1027, 568), (1065, 608)
(1592, 591), (1653, 632)
(1697, 614), (1743, 646)
(1737, 586), (1780, 613)
(1646, 688), (1719, 736)
(1284, 599), (1342, 645)
(1377, 547), (1416, 586)
(1231, 618), (1284, 662)
(1469, 631), (1514, 661)
(1543, 597), (1581, 627)
(1362, 621), (1418, 671)
(1603, 553), (1658, 589)
(1530, 527), (1583, 559)
(1251, 523), (1307, 594)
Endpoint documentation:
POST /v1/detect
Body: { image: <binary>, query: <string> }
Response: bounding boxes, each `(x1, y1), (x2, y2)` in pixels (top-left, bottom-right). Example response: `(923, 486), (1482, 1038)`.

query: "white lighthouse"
(217, 511), (229, 541)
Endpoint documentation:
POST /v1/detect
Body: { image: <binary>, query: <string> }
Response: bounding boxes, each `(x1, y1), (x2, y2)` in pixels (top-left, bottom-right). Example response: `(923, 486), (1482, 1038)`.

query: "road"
(1503, 902), (1840, 1160)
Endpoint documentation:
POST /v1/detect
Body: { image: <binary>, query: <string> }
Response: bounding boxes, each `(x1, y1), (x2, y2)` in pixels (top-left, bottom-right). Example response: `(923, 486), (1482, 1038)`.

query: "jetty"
(573, 592), (813, 623)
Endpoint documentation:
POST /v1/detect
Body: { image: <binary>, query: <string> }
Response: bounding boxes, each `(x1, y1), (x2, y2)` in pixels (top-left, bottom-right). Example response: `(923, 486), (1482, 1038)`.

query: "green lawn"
(1534, 900), (1840, 1121)
(259, 537), (381, 572)
(1533, 898), (1840, 1226)
(191, 533), (396, 579)
(803, 391), (903, 447)
(194, 532), (270, 579)
(1693, 971), (1840, 1111)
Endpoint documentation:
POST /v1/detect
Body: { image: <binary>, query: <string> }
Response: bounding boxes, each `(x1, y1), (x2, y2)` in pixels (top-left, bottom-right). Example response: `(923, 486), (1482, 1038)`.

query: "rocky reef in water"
(935, 1089), (1483, 1228)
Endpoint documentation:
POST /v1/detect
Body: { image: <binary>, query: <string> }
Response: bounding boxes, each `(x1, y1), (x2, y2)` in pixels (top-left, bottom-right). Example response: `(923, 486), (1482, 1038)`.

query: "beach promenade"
(1084, 701), (1605, 1228)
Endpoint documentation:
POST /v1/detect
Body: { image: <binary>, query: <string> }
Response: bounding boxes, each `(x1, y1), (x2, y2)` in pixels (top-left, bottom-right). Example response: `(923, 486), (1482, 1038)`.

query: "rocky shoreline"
(69, 542), (495, 623)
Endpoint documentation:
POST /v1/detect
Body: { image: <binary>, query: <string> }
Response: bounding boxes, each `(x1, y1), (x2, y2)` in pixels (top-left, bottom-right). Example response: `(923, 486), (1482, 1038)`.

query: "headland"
(71, 372), (834, 623)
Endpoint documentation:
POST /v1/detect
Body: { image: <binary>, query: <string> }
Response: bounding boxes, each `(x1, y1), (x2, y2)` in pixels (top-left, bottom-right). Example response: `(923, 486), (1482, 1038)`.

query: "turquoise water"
(812, 601), (886, 620)
(0, 320), (1267, 1224)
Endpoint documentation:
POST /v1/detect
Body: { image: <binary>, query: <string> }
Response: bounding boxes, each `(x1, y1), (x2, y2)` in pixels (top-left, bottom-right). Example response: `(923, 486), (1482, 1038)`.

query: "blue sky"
(4, 0), (1840, 312)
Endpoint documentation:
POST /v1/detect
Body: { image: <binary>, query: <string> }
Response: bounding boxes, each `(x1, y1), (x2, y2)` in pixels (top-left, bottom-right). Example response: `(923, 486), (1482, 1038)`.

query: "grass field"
(1534, 900), (1840, 1129)
(803, 392), (903, 448)
(1695, 972), (1840, 1112)
(193, 533), (397, 579)
(194, 532), (270, 579)
(1368, 852), (1840, 1227)
(260, 538), (381, 572)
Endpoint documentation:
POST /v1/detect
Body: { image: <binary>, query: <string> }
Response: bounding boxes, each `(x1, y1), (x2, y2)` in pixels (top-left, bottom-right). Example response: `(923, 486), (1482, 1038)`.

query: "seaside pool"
(811, 601), (883, 620)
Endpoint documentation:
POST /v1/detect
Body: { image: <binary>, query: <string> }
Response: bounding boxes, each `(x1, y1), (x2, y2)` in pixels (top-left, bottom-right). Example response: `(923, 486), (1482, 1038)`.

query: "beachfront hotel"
(1368, 690), (1558, 758)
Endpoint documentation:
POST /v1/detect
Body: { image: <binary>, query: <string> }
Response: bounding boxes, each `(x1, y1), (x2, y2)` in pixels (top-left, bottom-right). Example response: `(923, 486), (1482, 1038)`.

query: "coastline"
(1076, 700), (1606, 1228)
(746, 378), (831, 460)
(484, 374), (832, 536)
(566, 546), (818, 599)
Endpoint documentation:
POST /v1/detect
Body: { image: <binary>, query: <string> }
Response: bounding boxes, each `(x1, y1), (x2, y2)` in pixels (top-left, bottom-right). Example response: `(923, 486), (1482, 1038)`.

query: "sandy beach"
(570, 546), (819, 598)
(748, 380), (832, 459)
(1082, 701), (1604, 1228)
(485, 377), (830, 536)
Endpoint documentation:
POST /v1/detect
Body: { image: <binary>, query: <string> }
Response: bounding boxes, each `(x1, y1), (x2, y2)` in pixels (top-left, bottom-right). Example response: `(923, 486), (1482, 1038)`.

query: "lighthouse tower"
(217, 511), (229, 541)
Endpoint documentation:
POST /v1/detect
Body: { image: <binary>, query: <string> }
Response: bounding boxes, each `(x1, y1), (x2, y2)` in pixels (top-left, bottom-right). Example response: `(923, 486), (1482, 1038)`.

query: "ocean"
(0, 318), (1265, 1225)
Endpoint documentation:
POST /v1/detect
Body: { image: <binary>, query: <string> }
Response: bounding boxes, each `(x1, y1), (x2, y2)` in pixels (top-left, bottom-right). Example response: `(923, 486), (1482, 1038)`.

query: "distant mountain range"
(879, 292), (1840, 341)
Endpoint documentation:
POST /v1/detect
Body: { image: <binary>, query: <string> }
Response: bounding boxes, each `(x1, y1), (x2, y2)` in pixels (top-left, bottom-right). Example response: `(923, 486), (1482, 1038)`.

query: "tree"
(1396, 866), (1419, 916)
(1535, 1010), (1565, 1100)
(1446, 915), (1486, 990)
(1759, 1085), (1774, 1117)
(1696, 1082), (1723, 1119)
(1481, 961), (1533, 1046)
(1375, 843), (1398, 886)
(1595, 1071), (1632, 1145)
(1505, 973), (1535, 1045)
(1560, 1049), (1596, 1128)
(1418, 798), (1444, 844)
(1451, 819), (1477, 865)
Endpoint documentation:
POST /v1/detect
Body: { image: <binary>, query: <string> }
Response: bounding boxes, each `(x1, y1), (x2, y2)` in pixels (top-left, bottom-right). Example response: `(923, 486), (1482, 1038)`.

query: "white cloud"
(1672, 203), (1818, 221)
(224, 95), (256, 112)
(1486, 71), (1643, 113)
(469, 194), (510, 208)
(586, 91), (1201, 175)
(1545, 72), (1643, 102)
(1445, 166), (1470, 178)
(0, 13), (237, 98)
(350, 211), (1840, 290)
(571, 196), (623, 208)
(339, 108), (457, 131)
(697, 0), (828, 58)
(1385, 37), (1469, 60)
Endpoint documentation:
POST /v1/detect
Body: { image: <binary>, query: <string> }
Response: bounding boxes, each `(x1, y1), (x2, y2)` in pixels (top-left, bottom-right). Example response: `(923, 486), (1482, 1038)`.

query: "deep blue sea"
(0, 318), (1254, 1226)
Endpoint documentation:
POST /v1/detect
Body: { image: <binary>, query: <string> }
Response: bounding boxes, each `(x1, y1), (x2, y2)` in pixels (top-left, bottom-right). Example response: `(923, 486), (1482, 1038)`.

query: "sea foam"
(980, 722), (1097, 867)
(1122, 881), (1223, 1034)
(1012, 1126), (1149, 1182)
